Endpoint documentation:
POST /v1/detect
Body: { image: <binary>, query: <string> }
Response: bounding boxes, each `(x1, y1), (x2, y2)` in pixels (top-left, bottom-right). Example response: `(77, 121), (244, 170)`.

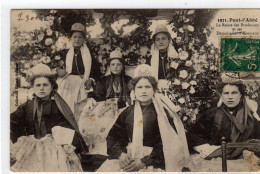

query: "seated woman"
(90, 49), (132, 109)
(10, 63), (88, 154)
(100, 64), (189, 172)
(187, 76), (260, 159)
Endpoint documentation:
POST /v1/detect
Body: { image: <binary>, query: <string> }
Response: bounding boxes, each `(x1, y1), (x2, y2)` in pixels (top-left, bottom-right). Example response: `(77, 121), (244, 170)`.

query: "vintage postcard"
(9, 9), (260, 172)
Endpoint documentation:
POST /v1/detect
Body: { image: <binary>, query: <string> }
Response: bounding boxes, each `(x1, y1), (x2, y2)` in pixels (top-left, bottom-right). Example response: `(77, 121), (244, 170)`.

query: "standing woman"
(150, 24), (179, 80)
(99, 64), (189, 172)
(56, 23), (101, 116)
(91, 49), (132, 109)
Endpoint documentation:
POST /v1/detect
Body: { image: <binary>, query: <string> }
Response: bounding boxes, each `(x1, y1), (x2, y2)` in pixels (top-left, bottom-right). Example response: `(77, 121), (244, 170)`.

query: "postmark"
(220, 38), (260, 72)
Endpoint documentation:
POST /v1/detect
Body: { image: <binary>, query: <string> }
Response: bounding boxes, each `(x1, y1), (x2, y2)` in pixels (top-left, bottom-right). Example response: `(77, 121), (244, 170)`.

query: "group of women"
(10, 22), (260, 172)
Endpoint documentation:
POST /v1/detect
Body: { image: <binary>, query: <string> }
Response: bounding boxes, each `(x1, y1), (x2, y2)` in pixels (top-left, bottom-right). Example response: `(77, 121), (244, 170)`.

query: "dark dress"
(187, 102), (260, 158)
(10, 96), (88, 153)
(148, 51), (169, 80)
(55, 48), (101, 80)
(106, 103), (177, 169)
(158, 53), (169, 80)
(91, 74), (132, 108)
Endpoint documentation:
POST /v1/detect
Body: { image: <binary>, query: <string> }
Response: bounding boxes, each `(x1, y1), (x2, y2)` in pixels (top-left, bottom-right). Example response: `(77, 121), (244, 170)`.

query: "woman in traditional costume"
(55, 23), (101, 116)
(187, 75), (260, 159)
(98, 64), (189, 172)
(150, 24), (179, 80)
(90, 49), (131, 109)
(10, 63), (88, 155)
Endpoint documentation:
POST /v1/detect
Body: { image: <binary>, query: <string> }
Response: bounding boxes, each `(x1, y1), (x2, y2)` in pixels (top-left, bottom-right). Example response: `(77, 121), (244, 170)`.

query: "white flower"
(173, 105), (181, 112)
(189, 86), (195, 94)
(55, 31), (59, 38)
(192, 52), (199, 59)
(208, 54), (214, 59)
(190, 80), (197, 85)
(173, 78), (181, 85)
(48, 20), (54, 26)
(187, 10), (195, 15)
(46, 29), (53, 36)
(210, 49), (215, 54)
(178, 98), (185, 104)
(140, 46), (149, 56)
(25, 34), (32, 40)
(24, 63), (31, 69)
(50, 10), (57, 14)
(170, 61), (179, 69)
(54, 55), (61, 60)
(210, 65), (217, 71)
(187, 25), (194, 32)
(33, 54), (38, 59)
(179, 51), (189, 60)
(181, 82), (190, 89)
(179, 28), (184, 33)
(158, 80), (170, 90)
(184, 18), (190, 23)
(182, 116), (188, 121)
(45, 38), (53, 46)
(51, 45), (56, 53)
(179, 70), (188, 79)
(178, 48), (183, 53)
(139, 58), (146, 64)
(41, 56), (51, 64)
(185, 60), (193, 67)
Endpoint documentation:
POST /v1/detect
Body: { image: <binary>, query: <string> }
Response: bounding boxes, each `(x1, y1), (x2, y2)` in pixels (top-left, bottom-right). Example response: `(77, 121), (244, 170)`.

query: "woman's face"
(33, 77), (52, 100)
(221, 84), (242, 108)
(154, 33), (170, 51)
(71, 32), (84, 48)
(135, 78), (155, 105)
(110, 59), (123, 75)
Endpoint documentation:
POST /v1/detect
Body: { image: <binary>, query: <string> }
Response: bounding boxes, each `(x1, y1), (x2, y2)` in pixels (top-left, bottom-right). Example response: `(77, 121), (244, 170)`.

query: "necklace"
(159, 51), (168, 78)
(112, 81), (121, 95)
(159, 51), (167, 60)
(74, 48), (81, 75)
(141, 105), (149, 113)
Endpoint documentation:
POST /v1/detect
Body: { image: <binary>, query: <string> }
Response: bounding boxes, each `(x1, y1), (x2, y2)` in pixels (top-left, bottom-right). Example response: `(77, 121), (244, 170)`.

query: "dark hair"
(152, 32), (171, 42)
(107, 58), (125, 75)
(218, 82), (246, 97)
(31, 76), (58, 96)
(128, 76), (158, 91)
(107, 58), (125, 66)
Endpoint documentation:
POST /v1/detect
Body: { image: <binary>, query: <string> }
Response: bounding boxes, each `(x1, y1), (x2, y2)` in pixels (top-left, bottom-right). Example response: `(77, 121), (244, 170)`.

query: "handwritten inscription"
(17, 12), (46, 22)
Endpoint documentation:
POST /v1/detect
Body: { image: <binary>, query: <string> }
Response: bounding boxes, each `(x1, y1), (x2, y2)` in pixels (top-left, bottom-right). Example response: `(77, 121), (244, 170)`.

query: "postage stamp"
(220, 38), (260, 72)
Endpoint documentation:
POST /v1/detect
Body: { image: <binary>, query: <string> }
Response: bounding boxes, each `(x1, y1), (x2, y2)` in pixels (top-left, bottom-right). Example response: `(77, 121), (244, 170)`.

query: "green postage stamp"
(220, 38), (260, 72)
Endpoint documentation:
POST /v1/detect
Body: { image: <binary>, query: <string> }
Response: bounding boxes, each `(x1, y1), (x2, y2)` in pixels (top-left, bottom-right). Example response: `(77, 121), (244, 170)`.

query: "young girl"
(91, 49), (132, 109)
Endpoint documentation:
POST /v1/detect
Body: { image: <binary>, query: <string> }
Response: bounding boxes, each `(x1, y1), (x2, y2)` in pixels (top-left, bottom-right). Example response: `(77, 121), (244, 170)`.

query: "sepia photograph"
(8, 8), (260, 172)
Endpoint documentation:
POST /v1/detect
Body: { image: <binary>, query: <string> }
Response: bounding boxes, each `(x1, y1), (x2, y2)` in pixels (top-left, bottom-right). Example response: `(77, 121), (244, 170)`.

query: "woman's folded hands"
(119, 152), (146, 171)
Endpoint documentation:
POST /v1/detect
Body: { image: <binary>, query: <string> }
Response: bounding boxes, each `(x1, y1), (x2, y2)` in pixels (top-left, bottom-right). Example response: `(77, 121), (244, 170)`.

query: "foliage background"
(10, 9), (260, 129)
